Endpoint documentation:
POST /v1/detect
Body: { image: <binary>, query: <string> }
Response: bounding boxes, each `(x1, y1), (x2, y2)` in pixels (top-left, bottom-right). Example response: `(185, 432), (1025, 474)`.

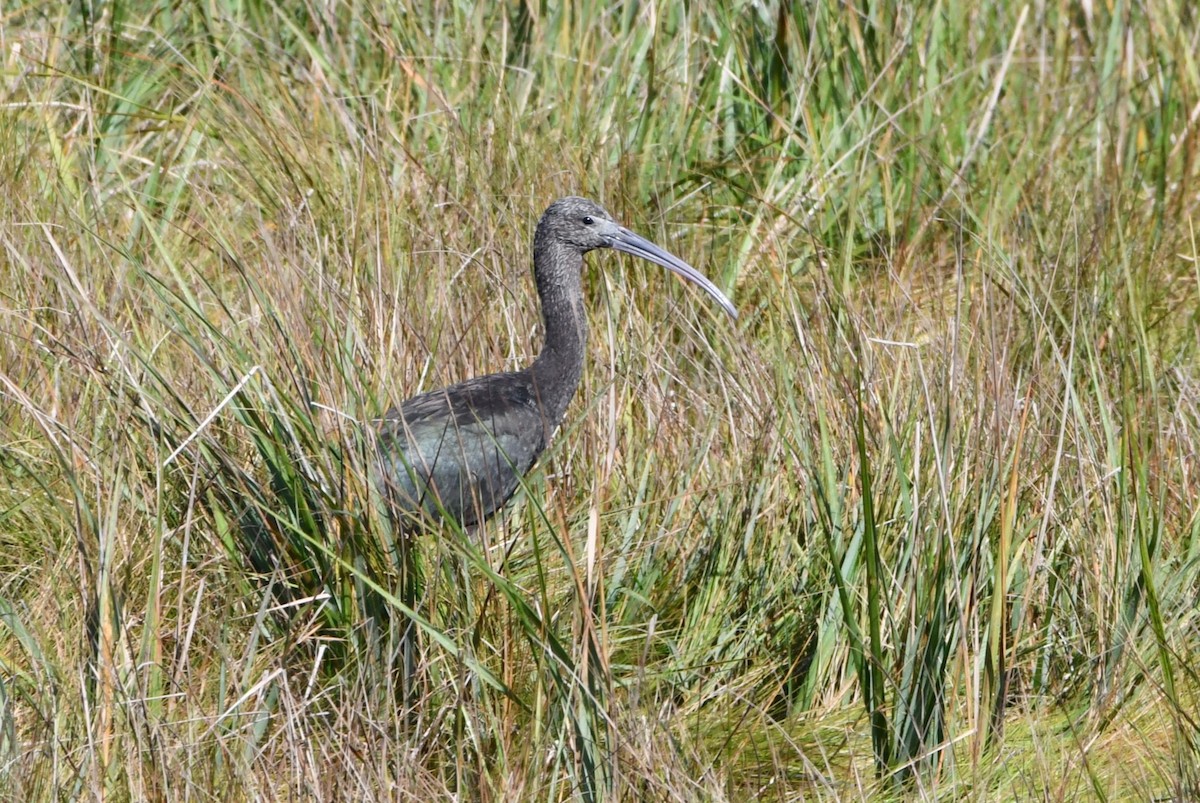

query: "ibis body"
(376, 197), (735, 529)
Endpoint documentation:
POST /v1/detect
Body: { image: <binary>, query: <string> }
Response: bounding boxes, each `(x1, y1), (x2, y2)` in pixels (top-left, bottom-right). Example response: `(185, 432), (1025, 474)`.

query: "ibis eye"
(582, 216), (594, 225)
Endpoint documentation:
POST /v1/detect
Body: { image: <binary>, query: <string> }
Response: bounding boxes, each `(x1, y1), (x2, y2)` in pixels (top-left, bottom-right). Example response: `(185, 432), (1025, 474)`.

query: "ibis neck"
(529, 240), (588, 428)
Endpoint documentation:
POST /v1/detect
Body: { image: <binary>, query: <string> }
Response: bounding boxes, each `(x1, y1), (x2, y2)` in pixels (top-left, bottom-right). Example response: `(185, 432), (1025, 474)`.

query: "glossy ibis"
(376, 196), (736, 531)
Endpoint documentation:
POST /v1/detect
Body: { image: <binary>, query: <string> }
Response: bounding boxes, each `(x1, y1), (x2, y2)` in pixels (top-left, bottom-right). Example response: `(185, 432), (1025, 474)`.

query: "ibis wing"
(376, 372), (550, 527)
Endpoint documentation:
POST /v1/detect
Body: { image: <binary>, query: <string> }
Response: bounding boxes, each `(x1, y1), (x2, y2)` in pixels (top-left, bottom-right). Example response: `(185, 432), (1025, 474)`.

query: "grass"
(2, 0), (1199, 799)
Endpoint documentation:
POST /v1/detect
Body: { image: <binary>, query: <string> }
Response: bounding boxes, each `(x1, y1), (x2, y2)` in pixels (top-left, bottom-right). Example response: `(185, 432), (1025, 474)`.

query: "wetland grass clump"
(1, 2), (1198, 799)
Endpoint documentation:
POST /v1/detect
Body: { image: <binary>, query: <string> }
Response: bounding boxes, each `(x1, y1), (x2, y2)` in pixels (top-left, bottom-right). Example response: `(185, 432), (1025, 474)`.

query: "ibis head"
(531, 197), (737, 319)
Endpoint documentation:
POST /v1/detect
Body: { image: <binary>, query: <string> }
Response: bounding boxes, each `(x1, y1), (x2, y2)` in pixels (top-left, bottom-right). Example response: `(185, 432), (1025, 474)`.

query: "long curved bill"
(612, 227), (738, 319)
